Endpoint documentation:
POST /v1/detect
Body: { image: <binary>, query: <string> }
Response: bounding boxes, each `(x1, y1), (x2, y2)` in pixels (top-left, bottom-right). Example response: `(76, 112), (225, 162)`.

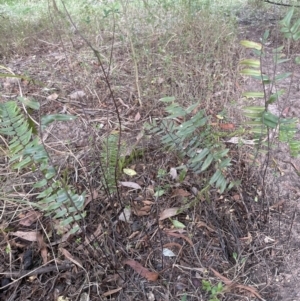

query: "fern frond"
(0, 100), (85, 233)
(100, 133), (120, 193)
(0, 101), (33, 160)
(149, 101), (232, 193)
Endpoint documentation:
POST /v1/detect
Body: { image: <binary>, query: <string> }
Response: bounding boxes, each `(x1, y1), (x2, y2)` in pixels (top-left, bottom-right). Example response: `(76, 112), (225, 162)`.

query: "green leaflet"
(240, 40), (262, 50)
(240, 59), (260, 68)
(243, 92), (264, 98)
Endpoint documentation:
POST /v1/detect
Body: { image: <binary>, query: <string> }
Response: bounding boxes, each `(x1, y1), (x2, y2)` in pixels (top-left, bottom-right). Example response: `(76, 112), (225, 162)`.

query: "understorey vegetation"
(1, 0), (300, 300)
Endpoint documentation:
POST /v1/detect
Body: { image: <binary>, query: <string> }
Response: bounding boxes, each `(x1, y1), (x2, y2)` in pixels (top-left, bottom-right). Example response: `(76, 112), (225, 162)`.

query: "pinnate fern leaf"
(0, 100), (85, 233)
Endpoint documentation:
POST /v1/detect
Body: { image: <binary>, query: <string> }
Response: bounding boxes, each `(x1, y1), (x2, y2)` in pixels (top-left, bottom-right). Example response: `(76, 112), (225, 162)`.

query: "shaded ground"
(1, 4), (300, 301)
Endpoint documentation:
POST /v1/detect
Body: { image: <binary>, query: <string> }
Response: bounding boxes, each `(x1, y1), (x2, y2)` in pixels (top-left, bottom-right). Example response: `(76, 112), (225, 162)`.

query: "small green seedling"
(233, 252), (247, 265)
(202, 280), (224, 301)
(5, 244), (11, 254)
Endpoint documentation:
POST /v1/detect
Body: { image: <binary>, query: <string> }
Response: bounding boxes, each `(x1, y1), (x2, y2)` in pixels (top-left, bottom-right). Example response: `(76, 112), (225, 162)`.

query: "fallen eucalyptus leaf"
(119, 181), (142, 190)
(159, 208), (180, 220)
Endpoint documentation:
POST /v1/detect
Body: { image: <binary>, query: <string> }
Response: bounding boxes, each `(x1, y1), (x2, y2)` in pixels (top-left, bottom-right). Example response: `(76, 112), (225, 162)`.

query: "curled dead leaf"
(134, 111), (141, 121)
(219, 123), (235, 130)
(159, 207), (180, 221)
(60, 247), (83, 268)
(119, 181), (142, 190)
(37, 232), (48, 264)
(11, 231), (38, 242)
(123, 259), (159, 281)
(84, 190), (99, 208)
(19, 211), (41, 226)
(132, 200), (154, 216)
(172, 188), (191, 198)
(196, 221), (215, 233)
(270, 200), (285, 210)
(232, 194), (240, 201)
(164, 229), (193, 246)
(102, 287), (123, 297)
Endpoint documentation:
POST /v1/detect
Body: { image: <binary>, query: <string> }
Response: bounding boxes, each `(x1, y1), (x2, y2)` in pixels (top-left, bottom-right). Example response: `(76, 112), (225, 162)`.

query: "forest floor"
(1, 3), (300, 301)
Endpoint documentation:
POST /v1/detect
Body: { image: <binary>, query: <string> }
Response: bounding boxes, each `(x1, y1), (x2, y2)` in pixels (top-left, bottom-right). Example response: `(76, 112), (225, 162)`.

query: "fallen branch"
(0, 263), (74, 290)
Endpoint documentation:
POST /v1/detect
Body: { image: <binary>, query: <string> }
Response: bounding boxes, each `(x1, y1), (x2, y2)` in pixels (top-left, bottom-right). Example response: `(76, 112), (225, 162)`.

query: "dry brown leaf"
(119, 181), (142, 190)
(270, 200), (285, 210)
(117, 97), (130, 108)
(163, 242), (182, 251)
(37, 232), (48, 264)
(19, 211), (41, 226)
(143, 200), (154, 205)
(282, 106), (290, 117)
(134, 112), (141, 121)
(235, 284), (264, 301)
(60, 247), (83, 268)
(128, 231), (140, 239)
(88, 223), (102, 241)
(46, 93), (59, 101)
(159, 207), (180, 221)
(10, 240), (26, 248)
(11, 231), (38, 242)
(103, 273), (120, 284)
(102, 287), (123, 297)
(196, 221), (215, 233)
(240, 232), (252, 244)
(232, 194), (240, 201)
(164, 229), (193, 246)
(172, 188), (191, 198)
(146, 185), (155, 196)
(132, 200), (154, 216)
(210, 267), (232, 285)
(219, 123), (235, 130)
(123, 259), (159, 281)
(84, 190), (99, 208)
